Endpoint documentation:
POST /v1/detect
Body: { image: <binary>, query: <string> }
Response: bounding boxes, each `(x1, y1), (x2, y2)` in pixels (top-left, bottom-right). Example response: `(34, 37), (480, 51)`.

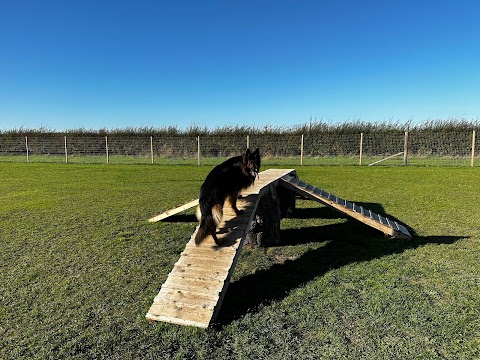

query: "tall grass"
(2, 118), (478, 136)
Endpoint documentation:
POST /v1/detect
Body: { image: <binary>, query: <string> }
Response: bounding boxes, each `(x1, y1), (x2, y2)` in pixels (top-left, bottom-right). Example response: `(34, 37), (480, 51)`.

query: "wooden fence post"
(64, 136), (68, 163)
(300, 134), (304, 165)
(472, 130), (476, 167)
(25, 136), (29, 163)
(150, 136), (154, 165)
(105, 136), (109, 164)
(246, 135), (249, 149)
(359, 132), (363, 166)
(197, 136), (200, 165)
(403, 131), (409, 166)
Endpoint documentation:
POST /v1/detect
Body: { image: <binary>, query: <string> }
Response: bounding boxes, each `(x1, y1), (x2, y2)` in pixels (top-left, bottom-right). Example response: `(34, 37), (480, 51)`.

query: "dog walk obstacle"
(146, 169), (296, 327)
(146, 169), (411, 327)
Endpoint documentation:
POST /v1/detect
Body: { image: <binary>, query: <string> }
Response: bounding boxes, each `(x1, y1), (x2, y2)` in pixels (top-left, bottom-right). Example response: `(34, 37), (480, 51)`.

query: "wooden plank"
(174, 255), (231, 272)
(172, 264), (230, 282)
(167, 266), (230, 283)
(148, 199), (199, 222)
(178, 252), (235, 267)
(162, 275), (225, 296)
(146, 300), (214, 328)
(181, 247), (238, 259)
(368, 152), (404, 166)
(154, 287), (219, 305)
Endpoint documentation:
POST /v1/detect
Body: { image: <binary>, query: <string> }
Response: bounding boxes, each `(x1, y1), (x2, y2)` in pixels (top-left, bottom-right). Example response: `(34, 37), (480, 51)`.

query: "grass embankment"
(1, 163), (479, 359)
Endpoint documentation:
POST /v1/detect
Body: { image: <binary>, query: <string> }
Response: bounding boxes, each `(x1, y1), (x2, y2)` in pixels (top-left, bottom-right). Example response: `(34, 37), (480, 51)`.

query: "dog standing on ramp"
(195, 148), (261, 245)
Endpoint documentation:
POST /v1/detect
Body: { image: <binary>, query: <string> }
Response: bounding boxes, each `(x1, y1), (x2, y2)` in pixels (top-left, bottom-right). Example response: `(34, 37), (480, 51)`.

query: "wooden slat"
(178, 252), (235, 267)
(162, 274), (225, 295)
(174, 255), (231, 272)
(154, 287), (219, 305)
(172, 264), (229, 282)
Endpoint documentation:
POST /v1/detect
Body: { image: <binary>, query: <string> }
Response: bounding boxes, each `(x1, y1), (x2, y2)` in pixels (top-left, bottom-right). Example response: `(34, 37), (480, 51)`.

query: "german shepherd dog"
(195, 148), (261, 245)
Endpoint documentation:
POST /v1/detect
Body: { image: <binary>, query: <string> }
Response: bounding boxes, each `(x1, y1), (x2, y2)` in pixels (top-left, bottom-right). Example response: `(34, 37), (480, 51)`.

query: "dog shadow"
(161, 214), (198, 223)
(215, 202), (466, 327)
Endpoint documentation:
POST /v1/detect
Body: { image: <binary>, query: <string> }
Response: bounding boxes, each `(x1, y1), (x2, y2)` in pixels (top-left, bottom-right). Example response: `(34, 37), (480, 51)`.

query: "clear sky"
(1, 0), (479, 131)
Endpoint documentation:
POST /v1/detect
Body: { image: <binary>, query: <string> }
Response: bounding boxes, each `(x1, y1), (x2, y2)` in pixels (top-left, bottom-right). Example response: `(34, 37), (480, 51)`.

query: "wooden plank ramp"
(279, 174), (411, 240)
(148, 199), (199, 223)
(146, 169), (295, 327)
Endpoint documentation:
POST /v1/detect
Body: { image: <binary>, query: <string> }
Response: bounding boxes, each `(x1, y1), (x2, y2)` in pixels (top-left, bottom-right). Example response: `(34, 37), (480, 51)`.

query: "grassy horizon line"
(1, 118), (479, 136)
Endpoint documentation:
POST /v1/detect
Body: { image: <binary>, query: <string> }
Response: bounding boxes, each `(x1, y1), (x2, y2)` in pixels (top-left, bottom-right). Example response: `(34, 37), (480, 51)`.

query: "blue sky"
(1, 0), (479, 131)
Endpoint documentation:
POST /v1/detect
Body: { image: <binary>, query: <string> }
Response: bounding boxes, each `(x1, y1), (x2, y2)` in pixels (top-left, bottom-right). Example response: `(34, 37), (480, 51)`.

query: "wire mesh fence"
(0, 130), (477, 166)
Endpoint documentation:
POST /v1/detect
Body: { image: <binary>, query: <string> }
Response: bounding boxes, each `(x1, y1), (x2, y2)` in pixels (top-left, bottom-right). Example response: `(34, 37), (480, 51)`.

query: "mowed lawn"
(1, 162), (479, 359)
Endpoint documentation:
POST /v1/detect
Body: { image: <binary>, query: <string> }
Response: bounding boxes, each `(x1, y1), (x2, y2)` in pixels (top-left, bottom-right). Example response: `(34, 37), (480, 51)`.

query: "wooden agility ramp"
(146, 169), (295, 327)
(146, 169), (411, 327)
(279, 175), (411, 240)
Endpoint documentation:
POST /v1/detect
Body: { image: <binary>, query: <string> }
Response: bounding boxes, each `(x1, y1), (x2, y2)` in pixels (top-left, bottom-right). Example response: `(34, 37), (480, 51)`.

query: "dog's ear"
(245, 148), (251, 157)
(253, 148), (259, 155)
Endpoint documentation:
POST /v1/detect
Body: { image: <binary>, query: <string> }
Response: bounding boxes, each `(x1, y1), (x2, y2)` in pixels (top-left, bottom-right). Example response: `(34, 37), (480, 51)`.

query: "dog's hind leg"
(229, 192), (244, 216)
(211, 204), (224, 245)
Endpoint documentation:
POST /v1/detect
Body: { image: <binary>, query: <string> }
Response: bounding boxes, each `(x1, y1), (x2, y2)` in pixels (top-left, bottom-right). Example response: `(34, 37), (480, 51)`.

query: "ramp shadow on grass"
(216, 203), (466, 327)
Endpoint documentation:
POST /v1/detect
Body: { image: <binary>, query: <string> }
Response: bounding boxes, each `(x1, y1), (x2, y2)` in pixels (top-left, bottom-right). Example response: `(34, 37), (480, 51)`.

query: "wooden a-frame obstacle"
(146, 169), (411, 328)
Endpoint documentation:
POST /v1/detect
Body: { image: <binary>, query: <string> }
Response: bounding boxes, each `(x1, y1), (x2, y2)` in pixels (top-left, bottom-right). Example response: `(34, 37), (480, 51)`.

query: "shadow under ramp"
(216, 204), (466, 326)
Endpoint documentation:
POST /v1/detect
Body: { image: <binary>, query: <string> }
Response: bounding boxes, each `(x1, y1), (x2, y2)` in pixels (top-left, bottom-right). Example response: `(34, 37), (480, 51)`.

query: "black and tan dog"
(195, 148), (261, 245)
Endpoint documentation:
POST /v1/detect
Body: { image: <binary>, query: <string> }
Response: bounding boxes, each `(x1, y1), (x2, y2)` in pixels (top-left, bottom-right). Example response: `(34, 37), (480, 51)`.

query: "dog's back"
(195, 148), (260, 245)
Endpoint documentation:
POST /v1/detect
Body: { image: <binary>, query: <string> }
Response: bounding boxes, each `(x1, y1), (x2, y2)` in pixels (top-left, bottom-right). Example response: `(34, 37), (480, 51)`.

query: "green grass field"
(1, 153), (476, 167)
(1, 163), (479, 359)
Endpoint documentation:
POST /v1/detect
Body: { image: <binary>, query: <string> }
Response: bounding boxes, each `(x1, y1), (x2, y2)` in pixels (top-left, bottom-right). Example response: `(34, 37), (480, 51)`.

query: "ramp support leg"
(245, 179), (297, 247)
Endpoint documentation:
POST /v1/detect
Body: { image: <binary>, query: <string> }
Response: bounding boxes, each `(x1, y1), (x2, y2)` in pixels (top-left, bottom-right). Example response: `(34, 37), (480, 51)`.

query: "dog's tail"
(194, 204), (223, 244)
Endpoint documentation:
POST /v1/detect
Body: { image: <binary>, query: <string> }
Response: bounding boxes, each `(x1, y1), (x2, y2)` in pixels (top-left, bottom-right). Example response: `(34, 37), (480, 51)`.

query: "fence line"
(0, 130), (477, 166)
